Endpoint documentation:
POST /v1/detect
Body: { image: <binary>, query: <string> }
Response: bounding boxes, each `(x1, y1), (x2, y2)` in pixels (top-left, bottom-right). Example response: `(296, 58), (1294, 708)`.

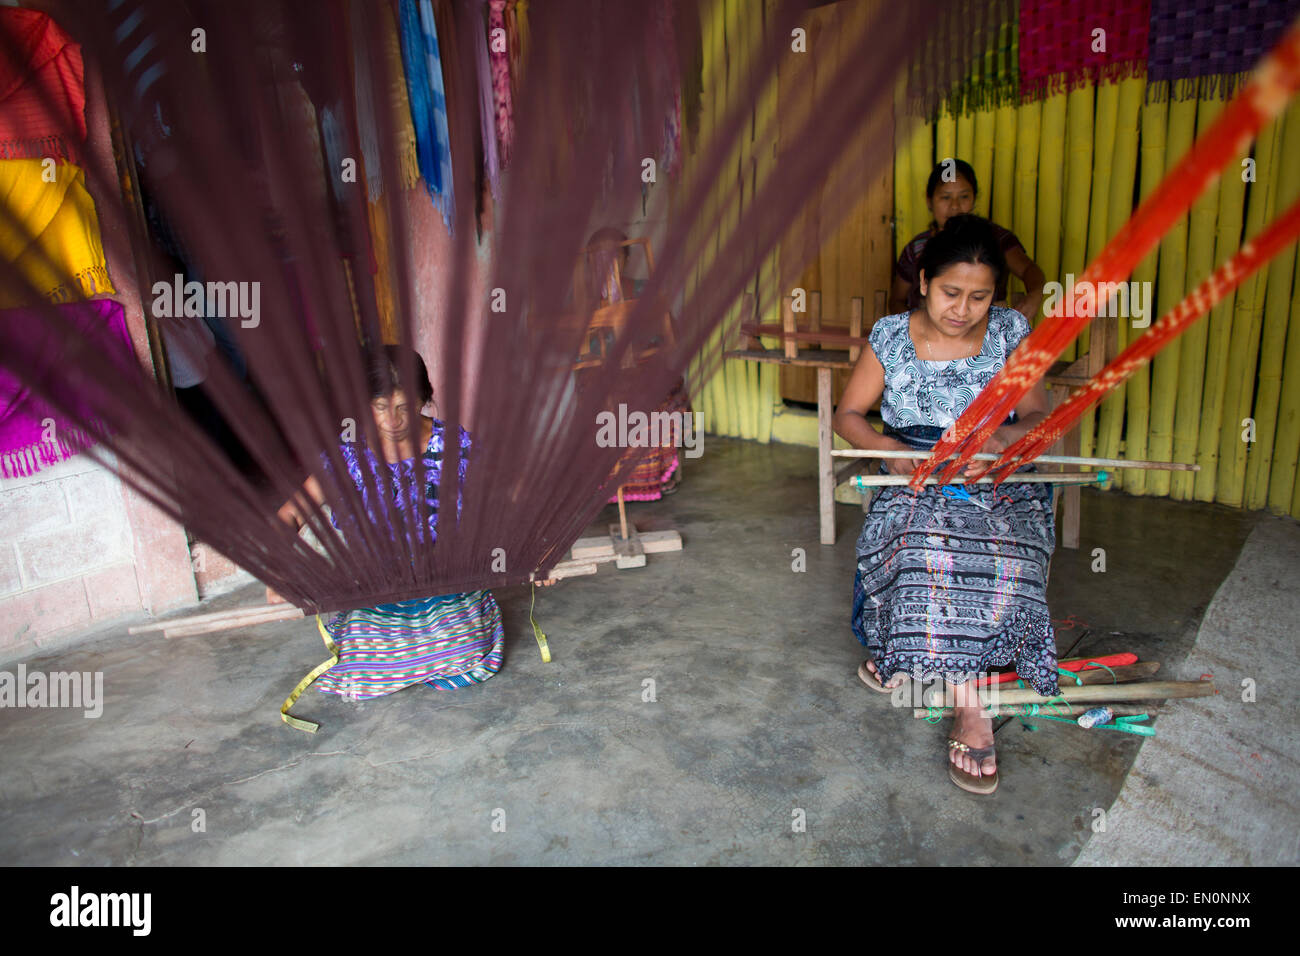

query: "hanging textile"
(351, 0), (422, 199)
(1019, 0), (1150, 99)
(506, 0), (528, 86)
(0, 8), (86, 163)
(488, 0), (513, 169)
(474, 1), (501, 199)
(397, 0), (455, 228)
(906, 0), (1018, 116)
(0, 159), (113, 308)
(0, 299), (132, 478)
(1147, 0), (1300, 100)
(942, 5), (1019, 116)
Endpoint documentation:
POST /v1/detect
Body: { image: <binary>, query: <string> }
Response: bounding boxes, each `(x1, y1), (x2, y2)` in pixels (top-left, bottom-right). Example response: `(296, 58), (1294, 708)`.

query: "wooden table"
(726, 347), (858, 545)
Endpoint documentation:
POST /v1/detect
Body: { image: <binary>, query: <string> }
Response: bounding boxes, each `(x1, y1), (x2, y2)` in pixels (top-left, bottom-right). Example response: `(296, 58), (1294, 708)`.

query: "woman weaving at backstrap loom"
(268, 346), (505, 709)
(834, 215), (1056, 795)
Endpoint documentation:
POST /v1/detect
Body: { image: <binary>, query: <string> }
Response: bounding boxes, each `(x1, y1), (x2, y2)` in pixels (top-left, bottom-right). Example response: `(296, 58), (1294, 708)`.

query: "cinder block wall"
(1, 453), (151, 655)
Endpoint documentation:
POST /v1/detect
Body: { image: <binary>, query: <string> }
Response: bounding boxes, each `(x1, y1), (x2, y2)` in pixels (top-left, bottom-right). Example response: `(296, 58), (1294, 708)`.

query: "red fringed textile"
(1019, 0), (1150, 98)
(987, 196), (1300, 481)
(914, 19), (1300, 491)
(0, 7), (86, 162)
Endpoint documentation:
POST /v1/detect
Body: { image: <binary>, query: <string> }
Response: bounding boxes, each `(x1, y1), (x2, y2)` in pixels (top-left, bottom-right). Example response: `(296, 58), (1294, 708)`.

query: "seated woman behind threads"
(268, 345), (504, 699)
(891, 159), (1046, 322)
(585, 226), (687, 499)
(834, 214), (1057, 796)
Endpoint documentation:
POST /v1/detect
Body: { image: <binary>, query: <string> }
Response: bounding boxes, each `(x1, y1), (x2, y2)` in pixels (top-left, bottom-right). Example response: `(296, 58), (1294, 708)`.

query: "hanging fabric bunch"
(397, 0), (456, 229)
(487, 0), (514, 171)
(1146, 0), (1300, 101)
(1018, 0), (1150, 100)
(0, 7), (86, 163)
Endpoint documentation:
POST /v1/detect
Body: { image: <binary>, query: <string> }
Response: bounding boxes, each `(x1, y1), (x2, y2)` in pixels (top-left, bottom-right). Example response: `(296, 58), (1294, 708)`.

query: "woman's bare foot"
(863, 658), (907, 689)
(949, 706), (996, 778)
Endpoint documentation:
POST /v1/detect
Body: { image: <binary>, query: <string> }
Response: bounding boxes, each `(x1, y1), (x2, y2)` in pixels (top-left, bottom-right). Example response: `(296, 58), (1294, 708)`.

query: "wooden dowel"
(914, 703), (1157, 718)
(981, 680), (1215, 706)
(852, 472), (1103, 487)
(162, 606), (304, 638)
(832, 449), (1199, 471)
(617, 485), (628, 541)
(129, 603), (298, 634)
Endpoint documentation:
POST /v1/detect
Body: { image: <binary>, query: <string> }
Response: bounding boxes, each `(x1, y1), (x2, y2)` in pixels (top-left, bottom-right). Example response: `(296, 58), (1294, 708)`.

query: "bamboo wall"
(690, 1), (1300, 518)
(901, 84), (1300, 517)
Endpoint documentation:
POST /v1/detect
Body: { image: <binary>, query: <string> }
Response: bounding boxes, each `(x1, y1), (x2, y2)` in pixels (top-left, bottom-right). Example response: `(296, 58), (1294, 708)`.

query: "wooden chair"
(573, 236), (680, 562)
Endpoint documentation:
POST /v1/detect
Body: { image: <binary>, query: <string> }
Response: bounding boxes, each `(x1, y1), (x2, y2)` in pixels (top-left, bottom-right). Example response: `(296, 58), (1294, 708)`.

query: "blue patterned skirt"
(851, 426), (1058, 697)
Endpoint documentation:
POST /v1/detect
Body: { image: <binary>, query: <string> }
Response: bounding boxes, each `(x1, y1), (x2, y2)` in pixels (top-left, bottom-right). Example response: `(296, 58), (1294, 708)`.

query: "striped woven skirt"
(850, 430), (1059, 697)
(314, 589), (505, 700)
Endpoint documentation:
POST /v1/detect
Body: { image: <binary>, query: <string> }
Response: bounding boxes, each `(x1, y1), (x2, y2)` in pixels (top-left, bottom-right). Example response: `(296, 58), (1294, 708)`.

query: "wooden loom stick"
(128, 603), (301, 634)
(852, 472), (1102, 487)
(831, 449), (1198, 470)
(978, 679), (1215, 706)
(161, 606), (305, 638)
(913, 703), (1156, 719)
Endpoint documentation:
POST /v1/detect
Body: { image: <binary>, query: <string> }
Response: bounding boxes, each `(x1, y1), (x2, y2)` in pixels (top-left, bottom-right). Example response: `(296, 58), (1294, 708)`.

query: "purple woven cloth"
(0, 299), (134, 478)
(1147, 0), (1300, 83)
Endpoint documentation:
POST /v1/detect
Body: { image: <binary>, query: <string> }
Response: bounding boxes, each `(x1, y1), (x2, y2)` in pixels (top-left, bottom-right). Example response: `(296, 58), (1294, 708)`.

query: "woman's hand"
(266, 585), (286, 604)
(963, 429), (1011, 477)
(884, 439), (928, 477)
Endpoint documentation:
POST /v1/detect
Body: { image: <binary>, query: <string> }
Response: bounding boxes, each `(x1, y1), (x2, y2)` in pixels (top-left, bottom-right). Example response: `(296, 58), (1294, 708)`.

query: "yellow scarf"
(0, 159), (114, 308)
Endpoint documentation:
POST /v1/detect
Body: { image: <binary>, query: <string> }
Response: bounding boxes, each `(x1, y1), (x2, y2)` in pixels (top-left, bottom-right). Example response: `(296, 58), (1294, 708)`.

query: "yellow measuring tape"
(530, 583), (551, 663)
(280, 615), (338, 734)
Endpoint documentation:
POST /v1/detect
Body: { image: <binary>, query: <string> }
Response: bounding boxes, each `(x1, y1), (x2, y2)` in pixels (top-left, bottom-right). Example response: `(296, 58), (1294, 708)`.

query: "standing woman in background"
(891, 159), (1047, 323)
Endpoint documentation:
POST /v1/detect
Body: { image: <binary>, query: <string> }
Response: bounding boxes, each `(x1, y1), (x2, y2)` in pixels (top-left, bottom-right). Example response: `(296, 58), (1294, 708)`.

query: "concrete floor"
(1, 437), (1295, 865)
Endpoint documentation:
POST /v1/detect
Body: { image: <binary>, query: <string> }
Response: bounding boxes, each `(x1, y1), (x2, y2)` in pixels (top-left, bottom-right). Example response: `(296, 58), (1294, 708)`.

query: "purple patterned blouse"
(320, 418), (471, 545)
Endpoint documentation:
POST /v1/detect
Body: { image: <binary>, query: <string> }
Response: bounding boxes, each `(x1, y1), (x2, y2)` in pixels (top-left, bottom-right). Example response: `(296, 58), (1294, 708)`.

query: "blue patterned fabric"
(853, 308), (1058, 697)
(869, 306), (1032, 430)
(398, 0), (455, 229)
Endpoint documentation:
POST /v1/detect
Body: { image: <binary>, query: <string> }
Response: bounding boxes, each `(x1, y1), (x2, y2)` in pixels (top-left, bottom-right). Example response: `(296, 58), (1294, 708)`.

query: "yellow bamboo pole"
(1075, 83), (1114, 458)
(700, 0), (727, 436)
(753, 0), (781, 444)
(1193, 95), (1250, 503)
(909, 115), (934, 240)
(1271, 243), (1300, 512)
(1094, 76), (1144, 490)
(1172, 83), (1225, 500)
(1217, 117), (1283, 507)
(936, 111), (956, 169)
(1036, 91), (1067, 334)
(1126, 91), (1169, 496)
(734, 0), (758, 442)
(894, 78), (916, 266)
(1056, 86), (1091, 372)
(972, 108), (994, 219)
(1147, 93), (1197, 498)
(956, 109), (974, 168)
(1245, 99), (1300, 509)
(1012, 100), (1042, 304)
(991, 102), (1017, 230)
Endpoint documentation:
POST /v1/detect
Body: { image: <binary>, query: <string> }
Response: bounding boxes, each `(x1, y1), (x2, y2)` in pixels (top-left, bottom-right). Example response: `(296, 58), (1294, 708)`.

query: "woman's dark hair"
(925, 158), (978, 198)
(918, 214), (1006, 289)
(364, 344), (433, 407)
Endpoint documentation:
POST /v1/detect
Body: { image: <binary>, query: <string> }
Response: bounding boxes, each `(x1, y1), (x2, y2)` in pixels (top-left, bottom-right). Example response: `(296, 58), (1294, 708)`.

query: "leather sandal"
(947, 739), (999, 794)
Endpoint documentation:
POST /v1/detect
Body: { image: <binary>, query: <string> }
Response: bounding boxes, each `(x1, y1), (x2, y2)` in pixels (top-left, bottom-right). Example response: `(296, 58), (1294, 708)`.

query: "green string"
(1083, 660), (1118, 683)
